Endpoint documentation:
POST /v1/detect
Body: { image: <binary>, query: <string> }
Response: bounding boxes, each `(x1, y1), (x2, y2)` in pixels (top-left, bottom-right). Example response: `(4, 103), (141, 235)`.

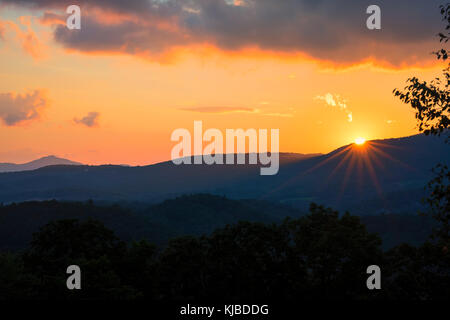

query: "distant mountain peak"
(31, 155), (72, 162)
(0, 156), (82, 173)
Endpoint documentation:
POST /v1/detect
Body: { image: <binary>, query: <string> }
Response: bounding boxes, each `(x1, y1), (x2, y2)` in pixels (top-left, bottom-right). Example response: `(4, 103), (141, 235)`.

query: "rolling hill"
(0, 155), (82, 173)
(0, 134), (448, 215)
(0, 195), (436, 250)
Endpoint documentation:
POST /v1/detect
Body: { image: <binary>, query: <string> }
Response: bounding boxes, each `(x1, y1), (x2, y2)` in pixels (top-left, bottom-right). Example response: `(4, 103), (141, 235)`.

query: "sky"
(0, 0), (447, 165)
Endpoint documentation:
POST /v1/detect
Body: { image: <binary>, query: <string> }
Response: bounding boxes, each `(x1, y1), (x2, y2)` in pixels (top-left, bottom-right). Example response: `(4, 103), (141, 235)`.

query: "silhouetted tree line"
(394, 3), (449, 250)
(0, 202), (448, 300)
(0, 195), (438, 252)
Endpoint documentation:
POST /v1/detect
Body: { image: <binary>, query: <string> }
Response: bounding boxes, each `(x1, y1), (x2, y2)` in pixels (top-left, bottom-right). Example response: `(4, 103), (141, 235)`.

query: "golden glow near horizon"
(355, 138), (366, 145)
(0, 5), (444, 165)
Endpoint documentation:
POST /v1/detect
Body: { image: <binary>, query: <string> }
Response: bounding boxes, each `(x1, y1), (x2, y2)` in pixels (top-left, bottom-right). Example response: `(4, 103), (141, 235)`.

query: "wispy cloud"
(1, 16), (47, 59)
(262, 112), (293, 118)
(315, 93), (353, 123)
(181, 106), (293, 118)
(180, 107), (257, 114)
(0, 90), (48, 126)
(39, 12), (66, 26)
(74, 112), (100, 127)
(0, 21), (5, 40)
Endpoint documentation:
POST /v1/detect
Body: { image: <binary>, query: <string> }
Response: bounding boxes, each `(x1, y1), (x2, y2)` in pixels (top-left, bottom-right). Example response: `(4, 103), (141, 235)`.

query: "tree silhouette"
(23, 219), (137, 299)
(394, 3), (450, 245)
(386, 3), (450, 300)
(394, 4), (449, 139)
(155, 203), (383, 301)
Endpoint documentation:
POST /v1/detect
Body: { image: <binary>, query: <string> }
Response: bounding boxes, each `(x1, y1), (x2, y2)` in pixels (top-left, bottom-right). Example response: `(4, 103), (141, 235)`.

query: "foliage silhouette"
(0, 202), (447, 300)
(394, 3), (450, 245)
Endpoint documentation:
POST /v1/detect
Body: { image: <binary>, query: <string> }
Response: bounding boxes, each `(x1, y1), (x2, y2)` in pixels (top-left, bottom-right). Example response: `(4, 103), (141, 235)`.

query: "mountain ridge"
(0, 155), (82, 173)
(0, 134), (448, 215)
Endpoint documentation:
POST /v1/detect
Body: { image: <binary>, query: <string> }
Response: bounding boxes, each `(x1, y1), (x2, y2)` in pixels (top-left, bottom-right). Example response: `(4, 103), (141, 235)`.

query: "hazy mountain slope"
(0, 195), (435, 250)
(0, 156), (82, 173)
(0, 195), (296, 250)
(0, 200), (169, 250)
(0, 134), (448, 214)
(242, 134), (450, 213)
(0, 153), (320, 203)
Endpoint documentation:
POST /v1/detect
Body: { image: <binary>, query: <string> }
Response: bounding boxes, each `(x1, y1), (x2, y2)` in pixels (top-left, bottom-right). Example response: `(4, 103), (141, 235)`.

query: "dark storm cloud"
(53, 14), (191, 55)
(1, 0), (446, 65)
(0, 0), (182, 17)
(0, 0), (157, 12)
(179, 0), (444, 64)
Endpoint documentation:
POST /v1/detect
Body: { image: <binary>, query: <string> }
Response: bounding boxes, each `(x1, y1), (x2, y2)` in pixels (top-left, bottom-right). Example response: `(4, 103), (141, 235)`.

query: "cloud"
(262, 112), (293, 118)
(74, 111), (100, 127)
(347, 112), (353, 123)
(39, 11), (66, 26)
(181, 106), (257, 114)
(1, 16), (47, 59)
(181, 106), (293, 117)
(1, 0), (445, 67)
(0, 21), (5, 40)
(315, 93), (353, 122)
(0, 90), (48, 126)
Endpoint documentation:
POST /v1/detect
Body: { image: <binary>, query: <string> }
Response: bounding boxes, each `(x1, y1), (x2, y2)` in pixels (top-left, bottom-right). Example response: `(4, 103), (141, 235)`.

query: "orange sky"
(0, 4), (445, 165)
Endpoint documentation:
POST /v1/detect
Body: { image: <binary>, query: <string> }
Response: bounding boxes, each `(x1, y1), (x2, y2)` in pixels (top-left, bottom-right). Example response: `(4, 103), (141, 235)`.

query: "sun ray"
(369, 144), (417, 172)
(370, 140), (407, 151)
(337, 150), (358, 202)
(365, 143), (386, 170)
(260, 138), (415, 210)
(325, 146), (354, 183)
(260, 145), (353, 199)
(362, 148), (388, 208)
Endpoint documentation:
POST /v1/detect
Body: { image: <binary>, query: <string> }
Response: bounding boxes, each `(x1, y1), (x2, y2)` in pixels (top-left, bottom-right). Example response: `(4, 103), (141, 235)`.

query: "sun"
(355, 137), (366, 145)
